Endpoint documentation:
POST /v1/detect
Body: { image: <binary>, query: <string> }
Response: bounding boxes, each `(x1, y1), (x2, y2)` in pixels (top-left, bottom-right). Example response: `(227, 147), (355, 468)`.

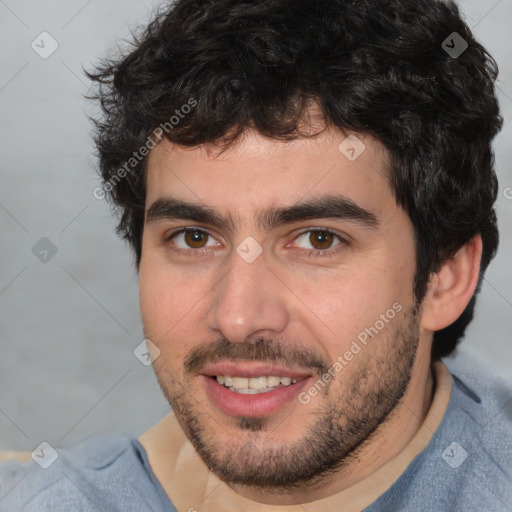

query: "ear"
(420, 235), (483, 332)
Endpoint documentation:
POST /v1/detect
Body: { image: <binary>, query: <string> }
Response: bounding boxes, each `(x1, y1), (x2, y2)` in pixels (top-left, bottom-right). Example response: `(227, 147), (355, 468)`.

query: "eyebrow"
(145, 195), (379, 232)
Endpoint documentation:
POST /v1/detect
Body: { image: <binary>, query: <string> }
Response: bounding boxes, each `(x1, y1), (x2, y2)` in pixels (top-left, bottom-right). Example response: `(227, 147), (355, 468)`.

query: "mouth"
(200, 363), (313, 418)
(215, 375), (300, 394)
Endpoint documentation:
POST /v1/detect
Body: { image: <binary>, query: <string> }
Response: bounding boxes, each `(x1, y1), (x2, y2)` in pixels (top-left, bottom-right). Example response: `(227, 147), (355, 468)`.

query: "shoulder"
(372, 353), (512, 512)
(0, 433), (172, 511)
(444, 354), (512, 505)
(444, 352), (512, 459)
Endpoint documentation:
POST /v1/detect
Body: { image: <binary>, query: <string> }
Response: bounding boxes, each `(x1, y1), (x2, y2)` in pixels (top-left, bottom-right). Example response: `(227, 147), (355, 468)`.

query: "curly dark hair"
(87, 0), (503, 360)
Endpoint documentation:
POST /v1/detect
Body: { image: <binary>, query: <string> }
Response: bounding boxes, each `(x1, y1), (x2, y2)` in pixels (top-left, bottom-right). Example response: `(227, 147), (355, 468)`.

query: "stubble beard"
(152, 304), (421, 492)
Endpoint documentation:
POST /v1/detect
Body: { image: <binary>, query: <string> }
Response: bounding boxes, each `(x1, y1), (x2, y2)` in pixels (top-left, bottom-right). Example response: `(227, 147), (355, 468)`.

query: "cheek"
(288, 259), (412, 356)
(139, 261), (178, 340)
(140, 252), (194, 318)
(139, 265), (170, 332)
(139, 260), (210, 361)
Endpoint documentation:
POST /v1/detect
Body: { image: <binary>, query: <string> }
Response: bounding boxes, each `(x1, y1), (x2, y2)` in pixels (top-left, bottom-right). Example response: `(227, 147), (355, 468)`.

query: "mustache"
(184, 337), (329, 376)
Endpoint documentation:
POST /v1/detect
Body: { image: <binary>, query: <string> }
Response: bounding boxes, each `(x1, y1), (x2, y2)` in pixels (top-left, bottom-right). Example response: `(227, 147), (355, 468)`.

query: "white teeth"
(215, 375), (300, 390)
(267, 376), (281, 387)
(248, 376), (268, 389)
(231, 377), (249, 389)
(228, 387), (276, 394)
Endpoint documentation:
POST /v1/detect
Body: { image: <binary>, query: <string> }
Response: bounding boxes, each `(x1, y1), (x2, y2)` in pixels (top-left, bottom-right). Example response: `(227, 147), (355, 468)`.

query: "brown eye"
(183, 230), (208, 248)
(309, 231), (335, 250)
(169, 228), (216, 250)
(292, 229), (344, 255)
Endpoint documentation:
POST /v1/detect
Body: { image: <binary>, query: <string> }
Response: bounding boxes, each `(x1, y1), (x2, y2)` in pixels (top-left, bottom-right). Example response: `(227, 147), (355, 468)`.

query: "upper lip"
(200, 361), (313, 380)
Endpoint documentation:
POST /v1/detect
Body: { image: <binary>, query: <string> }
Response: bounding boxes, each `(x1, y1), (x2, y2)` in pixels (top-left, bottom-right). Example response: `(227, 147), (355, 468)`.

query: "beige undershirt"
(139, 361), (452, 512)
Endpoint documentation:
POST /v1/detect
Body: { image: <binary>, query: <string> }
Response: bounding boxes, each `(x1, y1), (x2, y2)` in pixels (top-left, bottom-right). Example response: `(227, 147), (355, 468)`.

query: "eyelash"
(164, 227), (347, 258)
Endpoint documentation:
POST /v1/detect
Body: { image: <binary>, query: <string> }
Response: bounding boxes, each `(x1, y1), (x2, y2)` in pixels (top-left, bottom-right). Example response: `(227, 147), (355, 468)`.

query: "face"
(139, 127), (423, 491)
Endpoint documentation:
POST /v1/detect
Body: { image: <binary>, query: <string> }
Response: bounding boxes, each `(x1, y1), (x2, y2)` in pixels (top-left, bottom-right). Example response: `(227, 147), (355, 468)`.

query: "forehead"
(145, 128), (395, 225)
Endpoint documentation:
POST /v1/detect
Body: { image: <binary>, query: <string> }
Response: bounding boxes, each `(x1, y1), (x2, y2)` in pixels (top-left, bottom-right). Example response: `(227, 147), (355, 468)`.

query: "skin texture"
(138, 127), (481, 505)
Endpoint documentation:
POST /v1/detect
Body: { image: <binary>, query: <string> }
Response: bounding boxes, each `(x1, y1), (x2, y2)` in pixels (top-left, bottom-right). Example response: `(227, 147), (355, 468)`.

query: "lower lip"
(203, 376), (311, 417)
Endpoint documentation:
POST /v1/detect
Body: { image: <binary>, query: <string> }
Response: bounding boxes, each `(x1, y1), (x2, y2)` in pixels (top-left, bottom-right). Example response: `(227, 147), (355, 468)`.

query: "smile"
(203, 374), (311, 417)
(216, 375), (299, 394)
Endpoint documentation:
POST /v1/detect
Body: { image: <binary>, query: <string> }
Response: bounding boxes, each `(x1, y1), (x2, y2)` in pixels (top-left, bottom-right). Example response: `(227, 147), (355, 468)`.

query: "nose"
(205, 246), (290, 344)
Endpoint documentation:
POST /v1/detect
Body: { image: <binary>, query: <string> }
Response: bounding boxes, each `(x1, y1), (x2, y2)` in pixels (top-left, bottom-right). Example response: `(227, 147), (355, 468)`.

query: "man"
(1, 0), (511, 510)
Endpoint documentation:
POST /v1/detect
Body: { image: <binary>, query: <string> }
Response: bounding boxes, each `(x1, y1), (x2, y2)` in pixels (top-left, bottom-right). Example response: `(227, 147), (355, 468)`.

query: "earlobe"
(420, 235), (483, 332)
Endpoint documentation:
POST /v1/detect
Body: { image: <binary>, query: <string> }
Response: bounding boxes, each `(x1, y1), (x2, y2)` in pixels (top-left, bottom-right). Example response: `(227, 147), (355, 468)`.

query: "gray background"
(0, 0), (511, 452)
